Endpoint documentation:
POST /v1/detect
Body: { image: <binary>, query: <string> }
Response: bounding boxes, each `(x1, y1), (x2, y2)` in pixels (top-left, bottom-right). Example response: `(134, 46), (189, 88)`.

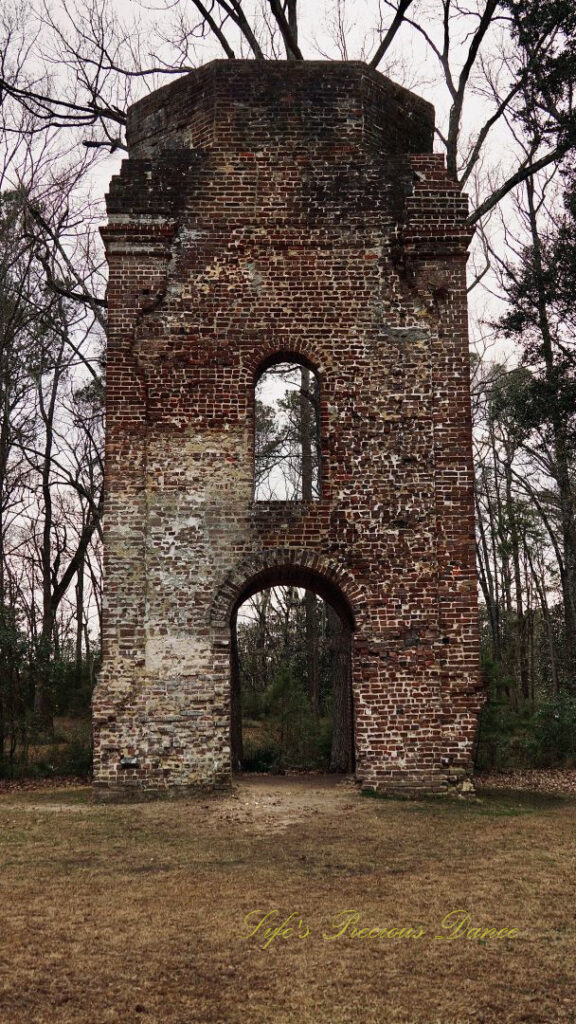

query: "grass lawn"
(0, 775), (574, 1023)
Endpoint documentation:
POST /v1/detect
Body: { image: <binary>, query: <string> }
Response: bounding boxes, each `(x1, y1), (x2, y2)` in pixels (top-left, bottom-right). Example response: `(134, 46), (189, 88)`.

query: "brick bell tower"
(94, 60), (483, 799)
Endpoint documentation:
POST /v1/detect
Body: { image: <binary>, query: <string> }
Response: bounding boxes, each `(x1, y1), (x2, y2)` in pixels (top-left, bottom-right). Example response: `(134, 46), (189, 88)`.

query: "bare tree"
(2, 0), (574, 227)
(0, 126), (104, 738)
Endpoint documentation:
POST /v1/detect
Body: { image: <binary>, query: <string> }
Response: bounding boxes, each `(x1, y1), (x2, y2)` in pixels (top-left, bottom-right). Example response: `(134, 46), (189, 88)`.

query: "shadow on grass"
(0, 785), (92, 805)
(361, 787), (572, 817)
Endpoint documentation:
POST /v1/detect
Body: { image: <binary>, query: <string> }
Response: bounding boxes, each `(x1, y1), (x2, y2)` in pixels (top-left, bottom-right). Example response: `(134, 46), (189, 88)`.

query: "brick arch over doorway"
(210, 549), (359, 634)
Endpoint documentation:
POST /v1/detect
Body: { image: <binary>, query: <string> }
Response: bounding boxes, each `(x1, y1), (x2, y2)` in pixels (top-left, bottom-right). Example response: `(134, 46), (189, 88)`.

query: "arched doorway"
(230, 567), (355, 776)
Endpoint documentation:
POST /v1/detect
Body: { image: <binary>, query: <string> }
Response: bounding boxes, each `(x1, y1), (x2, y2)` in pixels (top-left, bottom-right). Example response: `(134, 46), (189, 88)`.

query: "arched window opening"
(230, 583), (354, 775)
(254, 361), (321, 501)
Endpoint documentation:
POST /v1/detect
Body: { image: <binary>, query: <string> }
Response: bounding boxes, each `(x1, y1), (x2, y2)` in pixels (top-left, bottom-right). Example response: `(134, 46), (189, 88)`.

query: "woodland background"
(1, 0), (575, 776)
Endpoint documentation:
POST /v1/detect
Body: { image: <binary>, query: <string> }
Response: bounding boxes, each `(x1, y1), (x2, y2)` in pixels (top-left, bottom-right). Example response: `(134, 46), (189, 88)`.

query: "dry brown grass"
(1, 775), (575, 1024)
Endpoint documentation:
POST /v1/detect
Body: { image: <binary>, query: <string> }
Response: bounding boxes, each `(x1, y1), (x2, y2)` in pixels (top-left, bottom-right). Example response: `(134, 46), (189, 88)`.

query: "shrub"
(526, 694), (576, 766)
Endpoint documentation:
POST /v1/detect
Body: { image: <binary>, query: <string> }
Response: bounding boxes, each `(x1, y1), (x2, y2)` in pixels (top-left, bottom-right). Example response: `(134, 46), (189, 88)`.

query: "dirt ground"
(1, 773), (575, 1024)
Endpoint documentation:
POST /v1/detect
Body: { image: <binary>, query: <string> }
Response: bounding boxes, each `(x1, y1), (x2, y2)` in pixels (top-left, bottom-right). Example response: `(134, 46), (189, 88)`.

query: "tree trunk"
(300, 367), (319, 714)
(75, 557), (84, 680)
(327, 605), (354, 772)
(299, 366), (313, 500)
(230, 610), (243, 770)
(526, 178), (576, 688)
(305, 591), (320, 717)
(504, 446), (530, 703)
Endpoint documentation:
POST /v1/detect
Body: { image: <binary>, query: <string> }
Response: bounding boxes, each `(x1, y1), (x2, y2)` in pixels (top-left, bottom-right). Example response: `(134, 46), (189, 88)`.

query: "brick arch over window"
(209, 549), (361, 632)
(253, 350), (322, 381)
(235, 342), (335, 386)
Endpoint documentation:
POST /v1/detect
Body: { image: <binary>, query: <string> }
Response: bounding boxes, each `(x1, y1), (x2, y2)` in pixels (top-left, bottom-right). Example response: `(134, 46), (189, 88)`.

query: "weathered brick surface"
(94, 60), (483, 799)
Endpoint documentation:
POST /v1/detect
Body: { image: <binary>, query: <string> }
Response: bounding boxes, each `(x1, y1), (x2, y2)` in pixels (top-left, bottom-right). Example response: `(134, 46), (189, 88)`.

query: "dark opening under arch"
(230, 567), (355, 777)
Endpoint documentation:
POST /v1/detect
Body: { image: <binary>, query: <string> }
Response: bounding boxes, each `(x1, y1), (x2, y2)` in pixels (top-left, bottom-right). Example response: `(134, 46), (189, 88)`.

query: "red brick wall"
(93, 60), (483, 798)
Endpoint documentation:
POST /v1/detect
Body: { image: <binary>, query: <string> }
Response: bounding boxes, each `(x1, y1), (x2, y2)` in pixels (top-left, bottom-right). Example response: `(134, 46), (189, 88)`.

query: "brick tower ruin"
(94, 60), (483, 799)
